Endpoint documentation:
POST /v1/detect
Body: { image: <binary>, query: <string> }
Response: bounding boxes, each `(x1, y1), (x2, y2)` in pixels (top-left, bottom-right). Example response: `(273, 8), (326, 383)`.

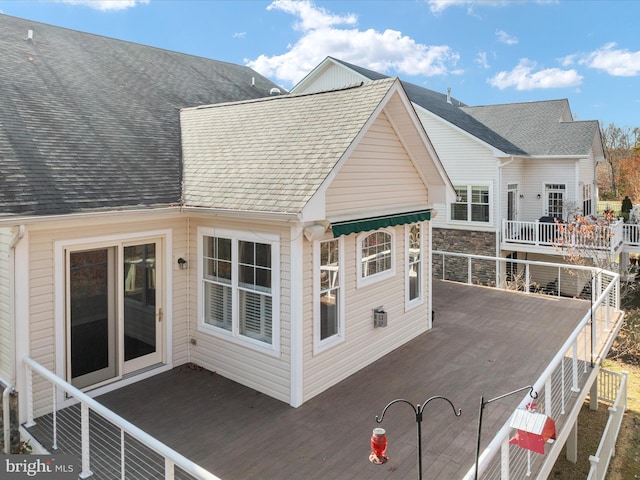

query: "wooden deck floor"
(93, 280), (591, 480)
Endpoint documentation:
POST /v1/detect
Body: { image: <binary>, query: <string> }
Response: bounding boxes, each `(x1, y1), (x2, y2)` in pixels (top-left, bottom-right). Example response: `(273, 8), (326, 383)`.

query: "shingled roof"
(181, 78), (400, 214)
(329, 57), (600, 158)
(461, 100), (601, 157)
(0, 14), (284, 217)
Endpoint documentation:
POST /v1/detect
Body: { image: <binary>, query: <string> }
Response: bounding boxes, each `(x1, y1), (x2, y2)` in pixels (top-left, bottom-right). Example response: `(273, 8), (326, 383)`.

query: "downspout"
(4, 225), (25, 452)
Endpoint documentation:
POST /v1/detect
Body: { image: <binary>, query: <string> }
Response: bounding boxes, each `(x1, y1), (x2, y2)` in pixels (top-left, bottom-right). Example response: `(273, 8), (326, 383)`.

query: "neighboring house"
(0, 13), (454, 443)
(292, 57), (637, 296)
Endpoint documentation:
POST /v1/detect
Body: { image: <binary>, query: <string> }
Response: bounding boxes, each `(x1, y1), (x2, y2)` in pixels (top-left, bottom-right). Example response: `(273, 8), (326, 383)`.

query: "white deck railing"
(624, 224), (640, 247)
(431, 251), (623, 480)
(502, 218), (625, 253)
(587, 369), (628, 480)
(24, 357), (221, 480)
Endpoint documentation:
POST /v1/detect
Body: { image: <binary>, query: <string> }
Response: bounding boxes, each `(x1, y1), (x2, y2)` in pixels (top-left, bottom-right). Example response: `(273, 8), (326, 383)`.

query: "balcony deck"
(61, 279), (599, 480)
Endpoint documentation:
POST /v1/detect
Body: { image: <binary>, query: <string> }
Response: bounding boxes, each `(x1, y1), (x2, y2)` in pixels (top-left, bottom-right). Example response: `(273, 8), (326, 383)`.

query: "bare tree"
(599, 123), (640, 199)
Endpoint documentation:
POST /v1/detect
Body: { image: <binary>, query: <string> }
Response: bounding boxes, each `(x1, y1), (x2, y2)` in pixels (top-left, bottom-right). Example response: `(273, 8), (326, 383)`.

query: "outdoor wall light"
(519, 194), (524, 199)
(177, 257), (187, 269)
(537, 194), (541, 199)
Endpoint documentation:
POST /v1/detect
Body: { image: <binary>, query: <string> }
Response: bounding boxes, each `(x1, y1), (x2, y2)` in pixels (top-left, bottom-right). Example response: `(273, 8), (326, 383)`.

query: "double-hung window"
(582, 183), (592, 216)
(406, 223), (423, 307)
(451, 185), (490, 223)
(314, 238), (344, 352)
(199, 228), (279, 354)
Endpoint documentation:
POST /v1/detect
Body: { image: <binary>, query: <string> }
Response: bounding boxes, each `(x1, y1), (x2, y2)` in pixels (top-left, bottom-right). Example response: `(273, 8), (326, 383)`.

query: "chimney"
(446, 87), (452, 105)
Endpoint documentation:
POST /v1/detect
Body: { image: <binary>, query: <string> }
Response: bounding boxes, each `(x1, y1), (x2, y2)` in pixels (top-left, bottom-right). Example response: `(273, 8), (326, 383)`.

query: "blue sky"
(1, 0), (639, 127)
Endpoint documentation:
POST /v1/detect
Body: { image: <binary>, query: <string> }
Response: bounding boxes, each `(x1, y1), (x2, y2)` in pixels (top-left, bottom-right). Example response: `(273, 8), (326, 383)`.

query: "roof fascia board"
(0, 206), (300, 227)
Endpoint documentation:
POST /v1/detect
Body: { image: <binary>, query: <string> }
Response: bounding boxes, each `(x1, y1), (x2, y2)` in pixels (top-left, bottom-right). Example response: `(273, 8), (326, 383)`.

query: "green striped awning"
(330, 210), (432, 238)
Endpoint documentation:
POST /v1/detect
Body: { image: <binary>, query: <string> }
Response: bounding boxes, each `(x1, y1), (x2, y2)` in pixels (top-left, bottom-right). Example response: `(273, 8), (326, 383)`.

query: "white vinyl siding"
(294, 63), (366, 94)
(302, 224), (431, 402)
(0, 229), (12, 381)
(191, 219), (291, 403)
(414, 109), (497, 230)
(325, 113), (428, 218)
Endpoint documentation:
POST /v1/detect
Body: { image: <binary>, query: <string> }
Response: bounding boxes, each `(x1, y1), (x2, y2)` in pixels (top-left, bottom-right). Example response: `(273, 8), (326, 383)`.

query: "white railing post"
(468, 257), (472, 284)
(572, 341), (580, 392)
(25, 363), (35, 428)
(121, 429), (125, 480)
(165, 458), (175, 480)
(589, 455), (600, 480)
(545, 378), (552, 415)
(501, 436), (510, 480)
(80, 402), (92, 479)
(52, 384), (58, 450)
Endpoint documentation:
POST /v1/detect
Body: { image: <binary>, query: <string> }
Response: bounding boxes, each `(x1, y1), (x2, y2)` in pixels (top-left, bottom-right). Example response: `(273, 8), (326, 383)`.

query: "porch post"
(79, 402), (93, 479)
(590, 379), (599, 411)
(566, 418), (578, 463)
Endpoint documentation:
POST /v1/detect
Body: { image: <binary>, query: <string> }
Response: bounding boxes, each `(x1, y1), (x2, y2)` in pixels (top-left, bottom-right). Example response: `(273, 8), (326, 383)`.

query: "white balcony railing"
(502, 218), (626, 253)
(431, 251), (623, 480)
(624, 224), (640, 247)
(24, 357), (221, 480)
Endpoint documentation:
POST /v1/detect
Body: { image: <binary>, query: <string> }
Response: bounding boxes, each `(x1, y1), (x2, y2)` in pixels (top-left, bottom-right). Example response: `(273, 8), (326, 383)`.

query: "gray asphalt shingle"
(0, 14), (283, 216)
(331, 57), (599, 158)
(181, 79), (397, 214)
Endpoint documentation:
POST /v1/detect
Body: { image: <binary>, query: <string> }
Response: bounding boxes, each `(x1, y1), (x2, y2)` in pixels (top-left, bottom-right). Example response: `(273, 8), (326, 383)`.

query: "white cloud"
(57, 0), (149, 11)
(233, 32), (247, 39)
(579, 43), (640, 76)
(247, 0), (460, 86)
(489, 59), (582, 90)
(496, 29), (518, 45)
(427, 0), (508, 14)
(475, 51), (490, 69)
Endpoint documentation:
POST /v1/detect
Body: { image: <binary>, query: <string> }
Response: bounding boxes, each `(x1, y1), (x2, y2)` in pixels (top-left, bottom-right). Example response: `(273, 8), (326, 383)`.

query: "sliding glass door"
(67, 240), (162, 390)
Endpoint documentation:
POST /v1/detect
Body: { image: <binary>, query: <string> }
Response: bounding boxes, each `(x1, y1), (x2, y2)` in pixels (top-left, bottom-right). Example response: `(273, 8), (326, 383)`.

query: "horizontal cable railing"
(431, 251), (623, 480)
(587, 369), (628, 480)
(24, 357), (221, 480)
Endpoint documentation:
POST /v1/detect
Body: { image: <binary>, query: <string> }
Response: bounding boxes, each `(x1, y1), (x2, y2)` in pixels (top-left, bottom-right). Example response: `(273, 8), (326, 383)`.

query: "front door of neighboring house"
(67, 239), (163, 390)
(545, 183), (565, 219)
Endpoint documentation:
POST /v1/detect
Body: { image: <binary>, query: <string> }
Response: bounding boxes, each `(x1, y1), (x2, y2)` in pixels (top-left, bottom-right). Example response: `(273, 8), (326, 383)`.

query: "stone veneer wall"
(432, 228), (497, 286)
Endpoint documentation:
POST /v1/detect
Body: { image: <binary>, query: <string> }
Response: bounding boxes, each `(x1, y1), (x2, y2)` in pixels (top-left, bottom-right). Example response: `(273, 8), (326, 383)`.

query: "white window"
(357, 229), (395, 287)
(314, 238), (344, 353)
(199, 228), (280, 354)
(406, 223), (423, 308)
(451, 185), (490, 223)
(582, 183), (593, 216)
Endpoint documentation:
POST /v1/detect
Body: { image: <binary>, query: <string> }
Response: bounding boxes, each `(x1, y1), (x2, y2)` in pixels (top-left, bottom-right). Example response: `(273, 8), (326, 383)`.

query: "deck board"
(39, 280), (598, 479)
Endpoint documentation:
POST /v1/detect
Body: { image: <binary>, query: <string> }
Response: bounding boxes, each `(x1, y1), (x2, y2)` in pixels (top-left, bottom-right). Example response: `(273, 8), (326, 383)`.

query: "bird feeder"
(508, 407), (556, 455)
